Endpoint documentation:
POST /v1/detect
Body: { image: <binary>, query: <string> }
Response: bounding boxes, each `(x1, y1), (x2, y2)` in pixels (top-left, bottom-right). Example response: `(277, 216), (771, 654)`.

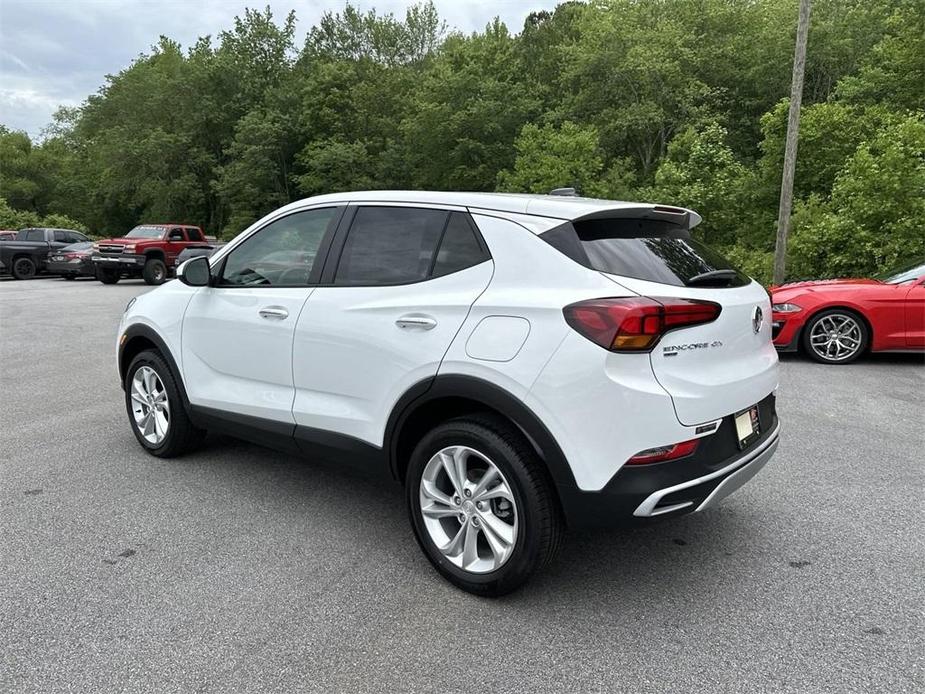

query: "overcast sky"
(0, 0), (557, 138)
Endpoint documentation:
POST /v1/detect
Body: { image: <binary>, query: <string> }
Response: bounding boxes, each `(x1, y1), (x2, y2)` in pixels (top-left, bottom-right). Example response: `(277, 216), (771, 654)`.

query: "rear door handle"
(259, 306), (289, 320)
(396, 315), (437, 330)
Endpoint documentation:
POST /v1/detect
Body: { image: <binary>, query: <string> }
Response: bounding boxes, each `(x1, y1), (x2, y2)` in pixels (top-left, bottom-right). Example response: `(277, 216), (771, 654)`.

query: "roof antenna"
(549, 187), (578, 197)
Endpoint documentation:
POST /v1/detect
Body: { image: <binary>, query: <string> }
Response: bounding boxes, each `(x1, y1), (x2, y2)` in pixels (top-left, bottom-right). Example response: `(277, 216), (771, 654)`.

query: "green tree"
(788, 114), (925, 279)
(497, 121), (603, 194)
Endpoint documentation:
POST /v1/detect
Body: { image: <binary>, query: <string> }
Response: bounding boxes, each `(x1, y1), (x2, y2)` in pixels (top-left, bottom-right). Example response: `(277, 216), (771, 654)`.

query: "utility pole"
(773, 0), (812, 285)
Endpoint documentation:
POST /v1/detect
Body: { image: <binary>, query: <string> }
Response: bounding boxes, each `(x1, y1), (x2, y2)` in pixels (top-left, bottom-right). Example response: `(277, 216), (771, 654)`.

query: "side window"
(334, 207), (448, 285)
(432, 213), (489, 277)
(219, 207), (337, 287)
(22, 229), (44, 241)
(168, 228), (185, 241)
(187, 228), (204, 242)
(54, 230), (69, 242)
(74, 232), (89, 243)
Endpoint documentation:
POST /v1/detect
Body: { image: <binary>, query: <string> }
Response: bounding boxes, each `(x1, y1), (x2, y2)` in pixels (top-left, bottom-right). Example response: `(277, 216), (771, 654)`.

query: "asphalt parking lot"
(2, 276), (923, 693)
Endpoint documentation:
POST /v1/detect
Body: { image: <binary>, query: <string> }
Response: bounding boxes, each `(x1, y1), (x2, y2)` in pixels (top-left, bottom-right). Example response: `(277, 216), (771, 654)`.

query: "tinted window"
(541, 218), (749, 288)
(220, 208), (337, 287)
(20, 229), (45, 241)
(433, 213), (489, 277)
(335, 207), (448, 285)
(54, 230), (69, 242)
(168, 228), (185, 241)
(187, 228), (204, 242)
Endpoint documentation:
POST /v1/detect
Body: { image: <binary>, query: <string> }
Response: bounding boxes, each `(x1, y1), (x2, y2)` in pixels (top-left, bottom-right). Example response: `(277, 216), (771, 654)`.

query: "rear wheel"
(143, 258), (167, 285)
(802, 309), (868, 364)
(63, 274), (76, 281)
(97, 267), (120, 284)
(11, 257), (36, 280)
(406, 415), (563, 596)
(125, 350), (205, 457)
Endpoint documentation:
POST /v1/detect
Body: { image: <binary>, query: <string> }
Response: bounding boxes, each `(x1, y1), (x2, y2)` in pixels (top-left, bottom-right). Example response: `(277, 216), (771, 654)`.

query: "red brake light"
(626, 438), (699, 465)
(563, 297), (721, 352)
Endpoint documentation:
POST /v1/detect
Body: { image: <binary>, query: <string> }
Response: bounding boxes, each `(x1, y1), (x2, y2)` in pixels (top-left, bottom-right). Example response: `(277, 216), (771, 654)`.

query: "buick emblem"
(752, 306), (763, 334)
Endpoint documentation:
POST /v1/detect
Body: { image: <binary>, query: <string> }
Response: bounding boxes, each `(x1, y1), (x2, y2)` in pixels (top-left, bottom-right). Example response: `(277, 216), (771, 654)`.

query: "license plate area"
(734, 406), (761, 450)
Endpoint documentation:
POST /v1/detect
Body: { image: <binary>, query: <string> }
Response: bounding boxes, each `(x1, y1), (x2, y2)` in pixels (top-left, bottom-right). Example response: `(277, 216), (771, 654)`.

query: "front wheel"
(142, 258), (167, 285)
(802, 309), (869, 364)
(406, 415), (563, 596)
(11, 257), (36, 280)
(97, 267), (120, 284)
(125, 350), (205, 457)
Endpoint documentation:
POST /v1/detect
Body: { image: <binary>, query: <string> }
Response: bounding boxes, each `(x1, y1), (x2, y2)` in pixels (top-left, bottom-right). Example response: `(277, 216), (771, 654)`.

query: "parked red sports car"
(771, 259), (925, 363)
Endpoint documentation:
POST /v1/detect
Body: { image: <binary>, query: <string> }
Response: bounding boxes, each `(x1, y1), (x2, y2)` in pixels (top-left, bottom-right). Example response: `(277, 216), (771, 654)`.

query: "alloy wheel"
(419, 445), (518, 574)
(130, 366), (170, 444)
(13, 258), (35, 279)
(808, 313), (862, 362)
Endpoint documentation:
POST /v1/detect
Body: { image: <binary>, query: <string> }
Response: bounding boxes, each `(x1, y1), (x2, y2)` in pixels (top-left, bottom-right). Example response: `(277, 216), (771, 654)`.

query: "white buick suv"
(118, 191), (780, 595)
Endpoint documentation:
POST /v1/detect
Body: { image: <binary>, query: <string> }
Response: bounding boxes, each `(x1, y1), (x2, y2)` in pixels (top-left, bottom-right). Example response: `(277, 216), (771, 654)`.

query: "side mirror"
(177, 255), (211, 287)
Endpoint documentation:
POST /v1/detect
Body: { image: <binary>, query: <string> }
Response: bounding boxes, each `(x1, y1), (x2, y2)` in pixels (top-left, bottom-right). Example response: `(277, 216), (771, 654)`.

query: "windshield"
(874, 259), (925, 284)
(125, 225), (166, 239)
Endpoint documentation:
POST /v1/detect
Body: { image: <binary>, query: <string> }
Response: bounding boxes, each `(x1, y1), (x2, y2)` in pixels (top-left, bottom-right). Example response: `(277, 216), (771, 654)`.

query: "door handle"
(396, 315), (437, 330)
(259, 306), (289, 320)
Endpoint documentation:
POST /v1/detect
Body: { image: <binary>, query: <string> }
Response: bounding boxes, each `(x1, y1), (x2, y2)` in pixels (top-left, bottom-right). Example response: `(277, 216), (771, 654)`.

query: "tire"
(406, 414), (563, 596)
(142, 258), (167, 285)
(124, 349), (206, 458)
(97, 267), (120, 284)
(802, 308), (869, 364)
(63, 274), (75, 281)
(11, 256), (36, 280)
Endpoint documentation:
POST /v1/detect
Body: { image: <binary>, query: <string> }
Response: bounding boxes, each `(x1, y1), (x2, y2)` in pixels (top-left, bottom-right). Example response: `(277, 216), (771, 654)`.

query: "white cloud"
(0, 0), (558, 138)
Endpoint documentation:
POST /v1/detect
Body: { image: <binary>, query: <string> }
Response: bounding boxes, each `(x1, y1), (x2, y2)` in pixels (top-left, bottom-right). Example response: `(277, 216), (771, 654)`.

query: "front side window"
(334, 207), (448, 285)
(168, 228), (185, 241)
(219, 207), (338, 287)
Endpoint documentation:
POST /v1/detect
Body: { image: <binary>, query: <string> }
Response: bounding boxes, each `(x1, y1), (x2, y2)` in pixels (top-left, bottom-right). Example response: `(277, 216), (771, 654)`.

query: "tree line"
(0, 0), (922, 282)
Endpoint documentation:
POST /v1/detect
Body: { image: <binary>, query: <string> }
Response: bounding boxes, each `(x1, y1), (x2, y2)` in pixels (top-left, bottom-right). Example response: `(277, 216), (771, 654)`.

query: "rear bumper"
(46, 259), (94, 276)
(633, 422), (779, 517)
(556, 392), (779, 529)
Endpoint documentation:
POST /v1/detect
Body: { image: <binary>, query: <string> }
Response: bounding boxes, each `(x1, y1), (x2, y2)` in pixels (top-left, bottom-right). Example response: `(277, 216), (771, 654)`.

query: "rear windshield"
(540, 218), (749, 288)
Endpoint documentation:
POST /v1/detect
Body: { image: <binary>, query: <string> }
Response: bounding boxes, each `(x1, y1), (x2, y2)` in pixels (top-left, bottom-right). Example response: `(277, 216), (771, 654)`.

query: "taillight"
(626, 438), (699, 465)
(562, 297), (721, 352)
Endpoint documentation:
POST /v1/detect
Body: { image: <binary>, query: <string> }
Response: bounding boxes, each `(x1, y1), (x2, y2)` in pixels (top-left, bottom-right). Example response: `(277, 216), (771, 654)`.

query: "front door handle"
(396, 315), (437, 330)
(259, 306), (289, 320)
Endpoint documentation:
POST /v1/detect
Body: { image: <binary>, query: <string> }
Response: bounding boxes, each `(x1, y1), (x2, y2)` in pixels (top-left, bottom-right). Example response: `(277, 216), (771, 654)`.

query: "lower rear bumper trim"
(633, 422), (780, 517)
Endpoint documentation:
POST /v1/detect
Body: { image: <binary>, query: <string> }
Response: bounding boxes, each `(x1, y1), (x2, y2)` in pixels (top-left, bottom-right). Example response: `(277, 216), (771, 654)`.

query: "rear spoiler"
(573, 204), (701, 230)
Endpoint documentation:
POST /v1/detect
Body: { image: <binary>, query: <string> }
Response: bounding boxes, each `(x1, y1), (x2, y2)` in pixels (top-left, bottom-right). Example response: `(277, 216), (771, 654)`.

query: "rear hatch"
(541, 211), (778, 426)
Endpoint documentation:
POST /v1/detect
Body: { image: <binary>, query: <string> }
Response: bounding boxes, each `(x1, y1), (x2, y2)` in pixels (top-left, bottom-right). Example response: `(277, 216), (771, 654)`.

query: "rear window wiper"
(686, 269), (739, 287)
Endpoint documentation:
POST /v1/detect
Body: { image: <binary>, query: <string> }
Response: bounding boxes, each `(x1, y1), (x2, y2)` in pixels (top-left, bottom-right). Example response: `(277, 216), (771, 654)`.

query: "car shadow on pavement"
(777, 351), (924, 365)
(186, 433), (762, 604)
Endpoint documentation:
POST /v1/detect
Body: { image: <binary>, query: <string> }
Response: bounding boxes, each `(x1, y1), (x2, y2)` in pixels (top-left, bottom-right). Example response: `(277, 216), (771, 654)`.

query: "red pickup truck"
(92, 224), (209, 285)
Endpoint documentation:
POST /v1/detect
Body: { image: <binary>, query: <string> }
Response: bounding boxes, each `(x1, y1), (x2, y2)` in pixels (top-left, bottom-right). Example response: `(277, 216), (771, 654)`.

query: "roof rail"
(549, 187), (578, 197)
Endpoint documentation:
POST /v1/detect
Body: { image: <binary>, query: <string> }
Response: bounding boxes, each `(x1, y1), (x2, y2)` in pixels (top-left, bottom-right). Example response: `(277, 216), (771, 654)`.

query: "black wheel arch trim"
(119, 324), (192, 417)
(384, 374), (579, 493)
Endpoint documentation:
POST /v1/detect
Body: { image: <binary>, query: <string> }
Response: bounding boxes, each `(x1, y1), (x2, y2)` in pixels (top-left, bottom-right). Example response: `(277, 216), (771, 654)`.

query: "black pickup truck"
(0, 228), (92, 280)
